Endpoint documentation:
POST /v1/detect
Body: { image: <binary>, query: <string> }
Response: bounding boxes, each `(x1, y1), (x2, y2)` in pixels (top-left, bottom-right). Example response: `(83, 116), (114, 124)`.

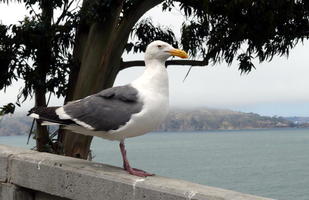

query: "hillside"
(158, 108), (297, 132)
(0, 114), (33, 136)
(284, 117), (309, 124)
(0, 108), (307, 136)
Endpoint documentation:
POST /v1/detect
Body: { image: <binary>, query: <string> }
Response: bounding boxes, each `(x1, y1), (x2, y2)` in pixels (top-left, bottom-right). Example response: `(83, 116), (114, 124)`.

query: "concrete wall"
(0, 144), (274, 200)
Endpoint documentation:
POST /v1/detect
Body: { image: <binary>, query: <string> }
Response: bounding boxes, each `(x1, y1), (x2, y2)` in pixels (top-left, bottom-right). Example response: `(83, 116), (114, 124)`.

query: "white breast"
(102, 61), (169, 141)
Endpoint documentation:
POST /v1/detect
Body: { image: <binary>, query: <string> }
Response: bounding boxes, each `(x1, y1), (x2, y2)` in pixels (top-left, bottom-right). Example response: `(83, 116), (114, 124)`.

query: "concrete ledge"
(0, 145), (35, 182)
(0, 183), (33, 200)
(35, 192), (70, 200)
(0, 144), (274, 200)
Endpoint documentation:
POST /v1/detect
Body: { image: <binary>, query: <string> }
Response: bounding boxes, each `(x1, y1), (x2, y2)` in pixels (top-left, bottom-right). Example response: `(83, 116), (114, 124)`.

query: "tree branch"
(115, 0), (164, 47)
(55, 0), (75, 25)
(29, 4), (40, 19)
(119, 59), (208, 71)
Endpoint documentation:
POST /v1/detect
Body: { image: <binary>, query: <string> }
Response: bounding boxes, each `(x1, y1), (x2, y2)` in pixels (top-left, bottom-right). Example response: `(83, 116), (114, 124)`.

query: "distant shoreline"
(156, 126), (309, 133)
(1, 108), (309, 136)
(1, 127), (309, 137)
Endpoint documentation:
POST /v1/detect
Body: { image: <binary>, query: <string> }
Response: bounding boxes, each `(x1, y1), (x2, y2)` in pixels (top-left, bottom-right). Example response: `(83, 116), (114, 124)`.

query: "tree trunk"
(61, 0), (164, 159)
(57, 10), (91, 147)
(34, 88), (50, 152)
(34, 1), (53, 152)
(61, 35), (122, 158)
(62, 1), (125, 159)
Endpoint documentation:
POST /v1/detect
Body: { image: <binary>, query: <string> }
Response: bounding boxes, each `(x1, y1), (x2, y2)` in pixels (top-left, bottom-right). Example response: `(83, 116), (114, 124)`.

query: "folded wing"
(57, 85), (143, 131)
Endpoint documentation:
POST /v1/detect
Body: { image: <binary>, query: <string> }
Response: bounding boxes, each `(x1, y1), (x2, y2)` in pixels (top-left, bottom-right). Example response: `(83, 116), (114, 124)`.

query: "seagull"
(28, 40), (188, 177)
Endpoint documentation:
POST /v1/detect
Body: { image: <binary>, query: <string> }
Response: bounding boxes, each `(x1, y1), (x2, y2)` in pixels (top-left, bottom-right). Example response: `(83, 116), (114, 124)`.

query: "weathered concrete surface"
(0, 183), (33, 200)
(0, 183), (69, 200)
(0, 145), (35, 182)
(0, 144), (274, 200)
(0, 153), (7, 182)
(35, 192), (70, 200)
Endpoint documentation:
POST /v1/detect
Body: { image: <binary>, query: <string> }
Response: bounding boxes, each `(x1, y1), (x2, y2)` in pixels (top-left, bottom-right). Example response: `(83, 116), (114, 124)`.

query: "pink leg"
(119, 141), (154, 177)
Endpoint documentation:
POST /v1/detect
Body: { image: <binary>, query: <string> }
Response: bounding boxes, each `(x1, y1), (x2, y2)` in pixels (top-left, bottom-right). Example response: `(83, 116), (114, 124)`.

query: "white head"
(144, 40), (188, 63)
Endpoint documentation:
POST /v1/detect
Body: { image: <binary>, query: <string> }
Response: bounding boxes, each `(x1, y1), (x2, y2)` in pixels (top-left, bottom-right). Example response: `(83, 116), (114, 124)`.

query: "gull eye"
(157, 45), (162, 48)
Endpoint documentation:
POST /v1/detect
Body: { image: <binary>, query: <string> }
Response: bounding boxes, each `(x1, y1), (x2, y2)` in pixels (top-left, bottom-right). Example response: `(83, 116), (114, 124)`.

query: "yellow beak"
(168, 49), (189, 59)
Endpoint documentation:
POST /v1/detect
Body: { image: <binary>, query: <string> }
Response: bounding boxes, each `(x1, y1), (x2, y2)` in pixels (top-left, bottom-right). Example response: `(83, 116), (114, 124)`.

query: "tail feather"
(28, 106), (73, 125)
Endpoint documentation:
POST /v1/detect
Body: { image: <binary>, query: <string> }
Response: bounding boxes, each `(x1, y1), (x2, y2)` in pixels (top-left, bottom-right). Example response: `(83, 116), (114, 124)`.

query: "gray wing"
(63, 85), (143, 131)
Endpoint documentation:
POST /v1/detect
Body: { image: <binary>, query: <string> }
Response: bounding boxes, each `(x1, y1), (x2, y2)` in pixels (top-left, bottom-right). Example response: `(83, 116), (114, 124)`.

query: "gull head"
(145, 40), (188, 63)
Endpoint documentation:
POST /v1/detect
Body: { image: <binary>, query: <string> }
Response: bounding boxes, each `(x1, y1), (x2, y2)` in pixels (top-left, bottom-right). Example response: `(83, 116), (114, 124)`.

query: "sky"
(0, 3), (309, 117)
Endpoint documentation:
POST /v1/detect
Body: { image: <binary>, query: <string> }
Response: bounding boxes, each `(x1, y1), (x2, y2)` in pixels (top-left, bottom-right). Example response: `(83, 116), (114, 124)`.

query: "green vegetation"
(1, 0), (309, 157)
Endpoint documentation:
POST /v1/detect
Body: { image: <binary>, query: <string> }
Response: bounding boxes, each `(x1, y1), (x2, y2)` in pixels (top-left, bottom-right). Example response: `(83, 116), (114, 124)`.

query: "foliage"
(1, 0), (309, 156)
(126, 18), (178, 53)
(173, 0), (309, 73)
(121, 0), (309, 72)
(1, 0), (309, 108)
(0, 0), (78, 104)
(0, 103), (15, 116)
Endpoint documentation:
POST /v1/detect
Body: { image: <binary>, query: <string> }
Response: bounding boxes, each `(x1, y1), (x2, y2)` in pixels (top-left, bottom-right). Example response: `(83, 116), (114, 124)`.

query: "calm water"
(1, 128), (309, 200)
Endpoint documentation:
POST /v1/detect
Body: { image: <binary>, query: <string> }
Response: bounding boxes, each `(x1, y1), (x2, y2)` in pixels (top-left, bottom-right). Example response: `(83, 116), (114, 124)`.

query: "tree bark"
(57, 6), (91, 148)
(34, 88), (50, 152)
(62, 0), (125, 159)
(34, 1), (53, 152)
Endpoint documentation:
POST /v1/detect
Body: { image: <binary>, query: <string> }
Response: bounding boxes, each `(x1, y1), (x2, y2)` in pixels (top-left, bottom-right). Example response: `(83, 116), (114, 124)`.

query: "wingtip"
(27, 108), (34, 116)
(27, 107), (40, 118)
(29, 113), (40, 119)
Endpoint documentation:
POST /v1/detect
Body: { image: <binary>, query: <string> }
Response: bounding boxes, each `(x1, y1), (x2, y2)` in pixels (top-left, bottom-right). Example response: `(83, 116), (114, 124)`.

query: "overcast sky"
(0, 3), (309, 117)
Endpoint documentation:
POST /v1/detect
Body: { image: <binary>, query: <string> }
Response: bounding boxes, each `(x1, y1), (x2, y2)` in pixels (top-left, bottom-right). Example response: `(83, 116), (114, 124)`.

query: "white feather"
(104, 60), (169, 140)
(56, 106), (95, 130)
(29, 113), (40, 119)
(41, 121), (60, 126)
(55, 107), (71, 119)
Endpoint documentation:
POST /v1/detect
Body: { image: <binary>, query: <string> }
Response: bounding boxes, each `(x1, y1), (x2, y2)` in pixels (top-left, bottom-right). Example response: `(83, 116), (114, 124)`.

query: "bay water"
(1, 128), (308, 200)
